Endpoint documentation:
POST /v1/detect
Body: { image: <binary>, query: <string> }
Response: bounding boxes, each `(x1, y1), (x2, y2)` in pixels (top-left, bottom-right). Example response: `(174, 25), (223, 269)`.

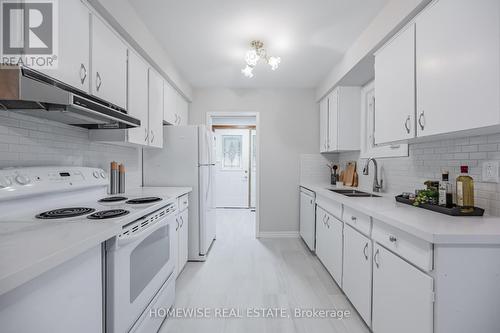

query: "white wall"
(90, 0), (192, 100)
(0, 110), (142, 189)
(316, 0), (431, 100)
(190, 88), (318, 234)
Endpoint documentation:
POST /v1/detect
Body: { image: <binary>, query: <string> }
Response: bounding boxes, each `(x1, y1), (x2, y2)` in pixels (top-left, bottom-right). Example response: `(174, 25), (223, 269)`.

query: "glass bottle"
(456, 166), (474, 213)
(439, 172), (453, 208)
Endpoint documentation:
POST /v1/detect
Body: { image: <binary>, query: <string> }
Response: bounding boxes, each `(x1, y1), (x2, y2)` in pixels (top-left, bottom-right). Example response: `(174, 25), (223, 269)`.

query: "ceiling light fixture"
(241, 40), (281, 78)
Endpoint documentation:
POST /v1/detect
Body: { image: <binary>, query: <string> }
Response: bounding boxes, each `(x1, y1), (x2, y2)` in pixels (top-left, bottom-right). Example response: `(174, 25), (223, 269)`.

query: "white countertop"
(301, 182), (500, 245)
(0, 186), (191, 296)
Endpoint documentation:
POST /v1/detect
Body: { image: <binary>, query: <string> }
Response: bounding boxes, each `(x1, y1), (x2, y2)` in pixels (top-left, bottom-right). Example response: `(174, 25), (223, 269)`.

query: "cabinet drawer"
(343, 206), (371, 236)
(316, 196), (342, 219)
(178, 194), (189, 212)
(372, 219), (433, 272)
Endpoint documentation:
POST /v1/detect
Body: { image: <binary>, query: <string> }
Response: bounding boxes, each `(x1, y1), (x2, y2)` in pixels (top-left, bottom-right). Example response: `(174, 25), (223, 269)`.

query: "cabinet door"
(299, 191), (315, 251)
(374, 24), (415, 144)
(176, 93), (189, 126)
(148, 69), (164, 148)
(127, 50), (149, 145)
(319, 98), (328, 152)
(39, 0), (90, 92)
(179, 210), (189, 273)
(315, 207), (328, 263)
(91, 15), (127, 108)
(343, 225), (372, 326)
(415, 0), (500, 137)
(327, 89), (338, 151)
(325, 214), (343, 286)
(163, 81), (177, 125)
(372, 244), (433, 333)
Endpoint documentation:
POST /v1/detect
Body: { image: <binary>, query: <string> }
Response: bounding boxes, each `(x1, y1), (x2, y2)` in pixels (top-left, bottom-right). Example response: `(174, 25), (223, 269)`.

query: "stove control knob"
(0, 176), (12, 188)
(93, 171), (100, 179)
(100, 171), (107, 179)
(15, 175), (31, 185)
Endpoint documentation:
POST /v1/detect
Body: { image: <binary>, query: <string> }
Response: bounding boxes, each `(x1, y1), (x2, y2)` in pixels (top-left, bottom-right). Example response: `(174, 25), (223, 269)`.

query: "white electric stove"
(0, 167), (177, 333)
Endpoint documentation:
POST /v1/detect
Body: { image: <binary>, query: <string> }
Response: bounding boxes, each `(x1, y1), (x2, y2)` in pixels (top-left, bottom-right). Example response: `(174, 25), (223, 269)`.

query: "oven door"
(106, 212), (176, 333)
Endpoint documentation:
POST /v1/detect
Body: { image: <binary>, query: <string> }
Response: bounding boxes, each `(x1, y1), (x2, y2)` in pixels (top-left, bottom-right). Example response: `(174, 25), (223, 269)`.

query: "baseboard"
(257, 231), (300, 238)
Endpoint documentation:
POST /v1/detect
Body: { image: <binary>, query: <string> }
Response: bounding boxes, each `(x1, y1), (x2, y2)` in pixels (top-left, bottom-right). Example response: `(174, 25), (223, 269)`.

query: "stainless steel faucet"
(363, 158), (383, 192)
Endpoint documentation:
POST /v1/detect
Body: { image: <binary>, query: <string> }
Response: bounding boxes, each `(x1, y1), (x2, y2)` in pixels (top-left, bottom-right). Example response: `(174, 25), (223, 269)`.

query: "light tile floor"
(159, 209), (370, 333)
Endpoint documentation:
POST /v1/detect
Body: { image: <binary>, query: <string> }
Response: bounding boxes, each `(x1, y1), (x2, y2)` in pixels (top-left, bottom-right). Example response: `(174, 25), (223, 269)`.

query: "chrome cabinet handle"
(175, 218), (179, 231)
(96, 72), (102, 91)
(150, 130), (155, 143)
(389, 235), (397, 243)
(326, 216), (330, 228)
(144, 128), (149, 142)
(180, 216), (184, 228)
(418, 111), (425, 130)
(374, 249), (380, 268)
(363, 242), (369, 260)
(404, 115), (411, 134)
(80, 63), (87, 85)
(351, 216), (357, 221)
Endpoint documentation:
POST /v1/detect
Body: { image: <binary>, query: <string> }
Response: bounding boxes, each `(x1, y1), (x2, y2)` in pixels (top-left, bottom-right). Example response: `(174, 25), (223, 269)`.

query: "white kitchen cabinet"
(315, 206), (343, 286)
(163, 81), (177, 125)
(176, 92), (189, 126)
(148, 69), (164, 148)
(176, 195), (189, 277)
(127, 50), (149, 145)
(91, 14), (127, 108)
(343, 225), (372, 326)
(39, 0), (90, 93)
(319, 97), (329, 152)
(374, 23), (415, 144)
(415, 0), (499, 138)
(372, 243), (434, 333)
(319, 87), (361, 153)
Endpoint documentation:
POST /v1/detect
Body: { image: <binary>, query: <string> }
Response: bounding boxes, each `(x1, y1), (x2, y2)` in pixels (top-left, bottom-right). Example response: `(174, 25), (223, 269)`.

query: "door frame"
(206, 112), (260, 238)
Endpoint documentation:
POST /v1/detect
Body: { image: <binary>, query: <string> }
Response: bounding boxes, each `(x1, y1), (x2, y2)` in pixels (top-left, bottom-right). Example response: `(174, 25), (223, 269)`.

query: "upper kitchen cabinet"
(148, 69), (164, 148)
(127, 50), (149, 145)
(39, 0), (90, 93)
(415, 0), (499, 138)
(164, 81), (189, 126)
(374, 24), (415, 144)
(319, 87), (361, 153)
(91, 14), (127, 109)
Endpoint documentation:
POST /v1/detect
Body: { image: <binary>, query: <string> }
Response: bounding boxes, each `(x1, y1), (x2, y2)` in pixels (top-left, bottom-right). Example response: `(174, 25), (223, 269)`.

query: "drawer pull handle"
(389, 235), (397, 243)
(363, 242), (369, 260)
(351, 216), (357, 221)
(374, 249), (380, 268)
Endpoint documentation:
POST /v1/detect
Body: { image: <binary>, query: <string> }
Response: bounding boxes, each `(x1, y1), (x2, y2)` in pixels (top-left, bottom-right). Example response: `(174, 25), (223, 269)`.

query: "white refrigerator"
(143, 125), (216, 261)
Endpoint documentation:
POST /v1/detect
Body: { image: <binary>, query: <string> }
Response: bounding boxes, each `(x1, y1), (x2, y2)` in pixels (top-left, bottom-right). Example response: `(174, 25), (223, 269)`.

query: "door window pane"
(222, 135), (242, 169)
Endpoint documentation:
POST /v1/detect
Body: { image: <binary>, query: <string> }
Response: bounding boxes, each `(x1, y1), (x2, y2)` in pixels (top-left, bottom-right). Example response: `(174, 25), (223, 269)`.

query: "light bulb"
(241, 65), (254, 78)
(268, 56), (281, 71)
(245, 50), (259, 67)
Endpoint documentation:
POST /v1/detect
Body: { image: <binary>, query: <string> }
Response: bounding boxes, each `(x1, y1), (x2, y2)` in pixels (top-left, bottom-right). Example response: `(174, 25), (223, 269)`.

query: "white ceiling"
(129, 0), (389, 88)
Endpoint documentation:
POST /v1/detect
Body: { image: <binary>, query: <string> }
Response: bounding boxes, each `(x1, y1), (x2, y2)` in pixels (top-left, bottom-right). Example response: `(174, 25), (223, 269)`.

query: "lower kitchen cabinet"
(343, 225), (372, 326)
(316, 206), (343, 286)
(372, 243), (434, 333)
(176, 196), (189, 277)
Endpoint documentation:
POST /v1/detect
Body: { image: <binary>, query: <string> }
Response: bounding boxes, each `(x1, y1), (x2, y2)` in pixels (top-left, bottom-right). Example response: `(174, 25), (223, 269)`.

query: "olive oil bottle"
(456, 165), (474, 213)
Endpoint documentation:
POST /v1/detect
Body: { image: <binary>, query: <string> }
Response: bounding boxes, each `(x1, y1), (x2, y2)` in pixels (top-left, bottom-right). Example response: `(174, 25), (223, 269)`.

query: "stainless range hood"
(0, 67), (140, 129)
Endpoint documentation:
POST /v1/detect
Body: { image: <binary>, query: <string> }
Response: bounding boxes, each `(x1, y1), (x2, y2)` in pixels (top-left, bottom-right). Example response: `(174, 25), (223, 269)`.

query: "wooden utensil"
(344, 162), (356, 187)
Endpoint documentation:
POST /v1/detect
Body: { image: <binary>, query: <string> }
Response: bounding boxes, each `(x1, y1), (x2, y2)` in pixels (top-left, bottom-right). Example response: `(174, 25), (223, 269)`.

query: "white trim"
(206, 111), (261, 239)
(258, 231), (300, 239)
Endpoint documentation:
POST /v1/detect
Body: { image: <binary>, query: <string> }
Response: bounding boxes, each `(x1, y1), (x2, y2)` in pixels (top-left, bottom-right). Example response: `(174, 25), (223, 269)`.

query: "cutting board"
(343, 162), (356, 187)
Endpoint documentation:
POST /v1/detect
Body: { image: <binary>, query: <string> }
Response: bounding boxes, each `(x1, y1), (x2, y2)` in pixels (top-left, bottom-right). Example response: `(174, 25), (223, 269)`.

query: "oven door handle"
(115, 217), (170, 248)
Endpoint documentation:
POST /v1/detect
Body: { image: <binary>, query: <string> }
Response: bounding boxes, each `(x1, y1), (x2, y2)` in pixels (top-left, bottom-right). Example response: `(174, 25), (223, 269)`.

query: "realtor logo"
(1, 0), (58, 69)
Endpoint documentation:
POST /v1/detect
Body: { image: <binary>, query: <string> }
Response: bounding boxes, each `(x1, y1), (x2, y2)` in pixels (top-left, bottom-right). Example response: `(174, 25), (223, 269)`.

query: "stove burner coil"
(87, 209), (130, 220)
(125, 197), (162, 204)
(98, 196), (128, 203)
(36, 207), (96, 219)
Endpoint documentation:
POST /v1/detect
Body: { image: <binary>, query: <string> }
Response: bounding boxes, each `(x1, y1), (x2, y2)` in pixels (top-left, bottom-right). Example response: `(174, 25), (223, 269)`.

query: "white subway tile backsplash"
(336, 133), (500, 216)
(0, 110), (142, 189)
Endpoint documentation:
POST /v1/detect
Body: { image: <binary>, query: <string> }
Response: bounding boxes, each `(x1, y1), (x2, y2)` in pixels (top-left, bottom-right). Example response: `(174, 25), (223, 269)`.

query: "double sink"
(329, 189), (381, 198)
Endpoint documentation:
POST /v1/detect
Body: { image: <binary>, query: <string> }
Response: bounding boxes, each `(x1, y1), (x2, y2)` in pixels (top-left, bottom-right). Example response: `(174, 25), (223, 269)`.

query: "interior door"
(214, 129), (250, 208)
(372, 243), (434, 333)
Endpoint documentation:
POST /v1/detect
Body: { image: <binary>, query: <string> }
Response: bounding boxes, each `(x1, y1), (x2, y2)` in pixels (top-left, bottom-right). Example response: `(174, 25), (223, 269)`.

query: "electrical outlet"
(482, 161), (499, 183)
